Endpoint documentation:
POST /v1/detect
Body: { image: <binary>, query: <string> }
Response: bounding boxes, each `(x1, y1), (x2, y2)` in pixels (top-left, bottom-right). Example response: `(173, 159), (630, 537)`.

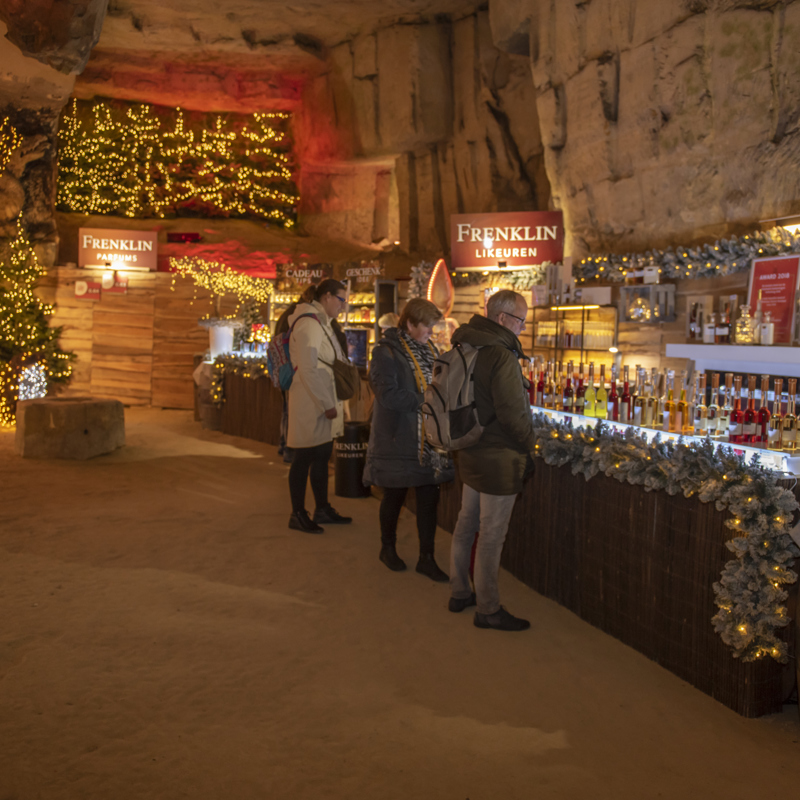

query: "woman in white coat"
(286, 279), (353, 533)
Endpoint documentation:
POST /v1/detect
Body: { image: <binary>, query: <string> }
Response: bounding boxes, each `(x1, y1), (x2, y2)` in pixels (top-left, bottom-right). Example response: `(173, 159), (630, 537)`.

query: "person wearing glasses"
(447, 290), (536, 631)
(286, 279), (353, 533)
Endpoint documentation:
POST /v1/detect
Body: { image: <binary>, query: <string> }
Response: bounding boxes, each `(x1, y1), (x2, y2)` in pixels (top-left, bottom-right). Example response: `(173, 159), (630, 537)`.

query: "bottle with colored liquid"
(718, 373), (734, 438)
(728, 375), (744, 443)
(575, 363), (586, 415)
(782, 378), (797, 452)
(608, 365), (620, 422)
(678, 371), (691, 434)
(595, 364), (608, 420)
(563, 361), (574, 412)
(707, 373), (720, 438)
(584, 363), (596, 418)
(756, 374), (771, 445)
(693, 373), (708, 436)
(768, 378), (783, 450)
(742, 375), (758, 443)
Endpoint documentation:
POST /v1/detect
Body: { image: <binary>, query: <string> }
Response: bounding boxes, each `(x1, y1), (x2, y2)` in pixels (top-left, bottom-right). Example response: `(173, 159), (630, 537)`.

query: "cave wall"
(300, 9), (550, 255)
(490, 0), (800, 257)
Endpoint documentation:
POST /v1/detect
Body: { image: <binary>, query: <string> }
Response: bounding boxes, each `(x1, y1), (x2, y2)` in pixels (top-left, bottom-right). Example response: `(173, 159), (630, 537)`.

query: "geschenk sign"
(450, 211), (564, 270)
(78, 228), (158, 271)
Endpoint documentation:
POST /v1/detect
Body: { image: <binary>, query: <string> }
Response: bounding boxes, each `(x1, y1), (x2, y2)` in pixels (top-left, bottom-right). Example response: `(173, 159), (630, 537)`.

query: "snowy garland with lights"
(530, 412), (799, 663)
(575, 227), (800, 283)
(408, 261), (435, 299)
(209, 354), (271, 406)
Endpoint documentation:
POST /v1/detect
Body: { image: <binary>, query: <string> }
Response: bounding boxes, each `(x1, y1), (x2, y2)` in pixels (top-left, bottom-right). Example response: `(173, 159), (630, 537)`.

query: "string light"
(170, 257), (275, 305)
(17, 364), (47, 401)
(57, 99), (298, 226)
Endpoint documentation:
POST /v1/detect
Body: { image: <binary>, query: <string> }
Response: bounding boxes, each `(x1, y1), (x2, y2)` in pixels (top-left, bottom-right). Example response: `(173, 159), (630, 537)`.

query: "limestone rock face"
(15, 397), (125, 460)
(491, 0), (800, 256)
(0, 0), (107, 74)
(313, 10), (548, 254)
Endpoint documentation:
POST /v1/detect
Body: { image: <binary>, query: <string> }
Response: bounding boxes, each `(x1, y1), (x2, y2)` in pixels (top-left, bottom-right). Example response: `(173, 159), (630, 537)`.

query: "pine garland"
(530, 412), (799, 662)
(210, 353), (271, 406)
(575, 227), (800, 283)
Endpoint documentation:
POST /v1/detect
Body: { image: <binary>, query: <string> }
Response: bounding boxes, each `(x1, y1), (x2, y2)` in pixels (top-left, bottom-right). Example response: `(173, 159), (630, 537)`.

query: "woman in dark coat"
(363, 298), (454, 581)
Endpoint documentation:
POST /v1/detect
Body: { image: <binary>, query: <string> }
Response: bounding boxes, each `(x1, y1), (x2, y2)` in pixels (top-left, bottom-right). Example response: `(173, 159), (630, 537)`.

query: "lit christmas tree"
(0, 219), (73, 425)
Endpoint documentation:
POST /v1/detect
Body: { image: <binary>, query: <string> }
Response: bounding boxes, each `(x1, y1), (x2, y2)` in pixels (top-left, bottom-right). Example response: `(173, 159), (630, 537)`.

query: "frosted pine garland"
(530, 413), (799, 662)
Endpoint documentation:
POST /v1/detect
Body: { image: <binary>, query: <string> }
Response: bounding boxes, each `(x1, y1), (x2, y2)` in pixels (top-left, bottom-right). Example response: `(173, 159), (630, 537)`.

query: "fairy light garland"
(57, 99), (298, 225)
(575, 227), (800, 283)
(209, 354), (271, 406)
(0, 117), (22, 173)
(18, 364), (47, 401)
(170, 256), (275, 309)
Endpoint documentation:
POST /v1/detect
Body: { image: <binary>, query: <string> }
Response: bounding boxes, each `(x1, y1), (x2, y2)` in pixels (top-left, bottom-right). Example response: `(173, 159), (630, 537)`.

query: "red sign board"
(79, 228), (158, 271)
(103, 273), (129, 294)
(748, 255), (800, 344)
(74, 279), (101, 300)
(450, 211), (564, 270)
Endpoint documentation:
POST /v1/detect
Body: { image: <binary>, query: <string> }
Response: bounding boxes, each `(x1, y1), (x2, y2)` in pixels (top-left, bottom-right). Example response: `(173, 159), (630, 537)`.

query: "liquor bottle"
(528, 365), (536, 405)
(718, 373), (734, 439)
(760, 311), (775, 346)
(554, 362), (564, 411)
(655, 371), (667, 428)
(664, 371), (677, 432)
(768, 378), (783, 450)
(584, 363), (597, 418)
(633, 369), (646, 427)
(645, 368), (658, 428)
(575, 363), (586, 415)
(595, 364), (608, 419)
(620, 366), (632, 424)
(563, 362), (574, 412)
(752, 289), (763, 344)
(728, 375), (744, 443)
(534, 367), (544, 407)
(707, 373), (720, 438)
(678, 372), (692, 434)
(693, 373), (708, 436)
(703, 312), (716, 344)
(608, 365), (620, 421)
(543, 363), (555, 409)
(742, 375), (758, 443)
(715, 303), (731, 344)
(756, 374), (771, 445)
(782, 378), (798, 452)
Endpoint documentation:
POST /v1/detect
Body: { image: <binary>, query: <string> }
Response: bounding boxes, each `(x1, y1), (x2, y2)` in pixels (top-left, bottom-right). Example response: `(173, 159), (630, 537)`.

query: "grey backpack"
(421, 342), (485, 451)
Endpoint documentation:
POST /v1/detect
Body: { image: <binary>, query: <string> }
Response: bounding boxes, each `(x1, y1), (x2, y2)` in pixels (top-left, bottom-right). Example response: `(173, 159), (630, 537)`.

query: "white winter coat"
(286, 300), (345, 448)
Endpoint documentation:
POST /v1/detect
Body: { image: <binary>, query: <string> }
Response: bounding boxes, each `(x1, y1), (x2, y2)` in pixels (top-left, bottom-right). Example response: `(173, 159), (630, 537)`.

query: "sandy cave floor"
(0, 408), (798, 800)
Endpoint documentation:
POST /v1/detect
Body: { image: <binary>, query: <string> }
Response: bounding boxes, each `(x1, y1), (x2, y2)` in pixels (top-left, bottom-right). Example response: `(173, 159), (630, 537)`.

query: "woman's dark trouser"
(380, 484), (440, 554)
(289, 440), (333, 513)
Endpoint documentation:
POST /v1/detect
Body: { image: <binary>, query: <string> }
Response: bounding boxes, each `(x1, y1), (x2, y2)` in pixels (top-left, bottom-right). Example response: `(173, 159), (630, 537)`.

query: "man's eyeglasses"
(503, 311), (526, 324)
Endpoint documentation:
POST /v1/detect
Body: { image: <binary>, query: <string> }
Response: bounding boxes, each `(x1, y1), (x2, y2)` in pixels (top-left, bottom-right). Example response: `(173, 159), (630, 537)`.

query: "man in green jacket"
(448, 290), (536, 631)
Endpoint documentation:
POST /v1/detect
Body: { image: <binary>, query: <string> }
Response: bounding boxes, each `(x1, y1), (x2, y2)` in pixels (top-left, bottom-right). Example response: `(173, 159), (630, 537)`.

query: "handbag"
(317, 322), (360, 401)
(321, 356), (360, 401)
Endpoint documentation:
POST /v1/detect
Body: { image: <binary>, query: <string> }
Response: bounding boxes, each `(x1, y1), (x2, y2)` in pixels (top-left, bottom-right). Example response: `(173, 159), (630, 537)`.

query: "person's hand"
(324, 407), (338, 419)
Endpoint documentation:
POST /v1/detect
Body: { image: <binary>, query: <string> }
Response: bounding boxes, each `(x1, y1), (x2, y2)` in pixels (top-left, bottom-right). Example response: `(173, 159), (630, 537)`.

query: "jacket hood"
(376, 326), (403, 351)
(451, 314), (524, 356)
(287, 300), (328, 328)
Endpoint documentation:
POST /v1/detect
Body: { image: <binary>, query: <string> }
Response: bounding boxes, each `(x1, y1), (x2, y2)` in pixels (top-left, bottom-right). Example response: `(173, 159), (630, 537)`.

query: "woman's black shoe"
(313, 505), (352, 524)
(379, 546), (407, 571)
(415, 554), (449, 582)
(448, 592), (477, 613)
(289, 510), (324, 533)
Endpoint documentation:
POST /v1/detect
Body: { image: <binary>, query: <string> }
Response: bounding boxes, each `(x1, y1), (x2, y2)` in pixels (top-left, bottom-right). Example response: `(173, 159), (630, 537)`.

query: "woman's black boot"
(379, 545), (407, 571)
(289, 510), (324, 533)
(416, 553), (448, 582)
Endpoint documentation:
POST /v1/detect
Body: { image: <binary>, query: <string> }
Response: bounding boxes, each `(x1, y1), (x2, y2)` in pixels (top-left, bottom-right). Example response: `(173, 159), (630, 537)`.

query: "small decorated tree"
(0, 219), (73, 425)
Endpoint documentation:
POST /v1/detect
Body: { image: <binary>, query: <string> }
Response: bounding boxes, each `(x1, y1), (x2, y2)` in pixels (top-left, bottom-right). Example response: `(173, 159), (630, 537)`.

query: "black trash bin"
(334, 421), (371, 498)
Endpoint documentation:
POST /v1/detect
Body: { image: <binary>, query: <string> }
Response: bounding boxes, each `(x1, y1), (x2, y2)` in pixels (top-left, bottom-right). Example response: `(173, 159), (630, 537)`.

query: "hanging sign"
(747, 255), (800, 344)
(345, 262), (383, 285)
(78, 228), (158, 271)
(450, 211), (564, 271)
(278, 263), (331, 283)
(74, 279), (101, 299)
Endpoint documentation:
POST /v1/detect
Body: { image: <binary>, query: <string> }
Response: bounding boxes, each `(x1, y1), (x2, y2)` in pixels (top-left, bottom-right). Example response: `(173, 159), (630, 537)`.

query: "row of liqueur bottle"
(528, 361), (800, 451)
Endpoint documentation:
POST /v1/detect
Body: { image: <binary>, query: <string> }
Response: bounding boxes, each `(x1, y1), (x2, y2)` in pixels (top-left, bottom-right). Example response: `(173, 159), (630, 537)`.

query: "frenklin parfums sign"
(78, 228), (158, 270)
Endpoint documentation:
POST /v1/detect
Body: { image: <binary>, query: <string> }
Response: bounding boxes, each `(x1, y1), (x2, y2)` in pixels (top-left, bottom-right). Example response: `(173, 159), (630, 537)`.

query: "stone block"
(452, 14), (481, 137)
(489, 0), (534, 56)
(15, 397), (125, 460)
(551, 0), (582, 84)
(352, 77), (379, 155)
(352, 33), (377, 78)
(631, 0), (696, 49)
(773, 1), (800, 143)
(537, 84), (567, 149)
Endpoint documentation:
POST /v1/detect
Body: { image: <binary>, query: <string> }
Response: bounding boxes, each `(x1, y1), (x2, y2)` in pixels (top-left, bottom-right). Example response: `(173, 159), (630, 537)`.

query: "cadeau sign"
(79, 228), (158, 270)
(450, 211), (564, 270)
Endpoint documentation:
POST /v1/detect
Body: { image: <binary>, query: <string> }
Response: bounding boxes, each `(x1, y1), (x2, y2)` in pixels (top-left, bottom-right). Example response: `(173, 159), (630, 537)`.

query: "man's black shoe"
(473, 606), (530, 631)
(415, 554), (449, 582)
(448, 592), (477, 613)
(313, 505), (352, 524)
(289, 510), (324, 533)
(379, 546), (407, 571)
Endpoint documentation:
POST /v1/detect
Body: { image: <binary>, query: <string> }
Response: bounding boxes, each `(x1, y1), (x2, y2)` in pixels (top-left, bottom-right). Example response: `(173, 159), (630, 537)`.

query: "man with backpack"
(446, 290), (536, 631)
